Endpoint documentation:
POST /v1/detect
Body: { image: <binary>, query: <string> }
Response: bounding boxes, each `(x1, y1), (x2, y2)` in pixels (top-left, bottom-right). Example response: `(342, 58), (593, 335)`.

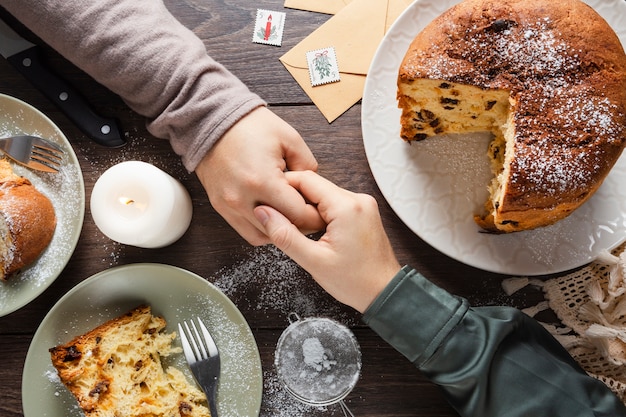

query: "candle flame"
(119, 196), (135, 205)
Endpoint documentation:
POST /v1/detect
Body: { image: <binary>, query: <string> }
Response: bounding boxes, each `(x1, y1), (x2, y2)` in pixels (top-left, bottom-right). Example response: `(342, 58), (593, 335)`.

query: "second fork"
(178, 318), (221, 417)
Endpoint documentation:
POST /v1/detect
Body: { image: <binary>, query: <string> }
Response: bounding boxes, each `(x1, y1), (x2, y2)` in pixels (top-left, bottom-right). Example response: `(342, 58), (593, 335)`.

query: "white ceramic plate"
(362, 0), (626, 275)
(0, 93), (84, 316)
(22, 263), (263, 417)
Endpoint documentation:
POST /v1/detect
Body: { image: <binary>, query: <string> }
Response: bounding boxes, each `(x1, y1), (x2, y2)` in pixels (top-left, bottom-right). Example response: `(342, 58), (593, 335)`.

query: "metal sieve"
(274, 313), (361, 416)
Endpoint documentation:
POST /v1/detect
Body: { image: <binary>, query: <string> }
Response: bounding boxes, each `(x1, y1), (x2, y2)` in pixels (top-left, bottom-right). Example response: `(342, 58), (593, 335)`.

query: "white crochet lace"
(503, 243), (626, 403)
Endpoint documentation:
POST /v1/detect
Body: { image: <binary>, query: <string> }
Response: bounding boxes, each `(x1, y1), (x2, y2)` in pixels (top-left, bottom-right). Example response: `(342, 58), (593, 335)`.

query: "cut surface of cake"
(397, 0), (626, 233)
(49, 305), (210, 417)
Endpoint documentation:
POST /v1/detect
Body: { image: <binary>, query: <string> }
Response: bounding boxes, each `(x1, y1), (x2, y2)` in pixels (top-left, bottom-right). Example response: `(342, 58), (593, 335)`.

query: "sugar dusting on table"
(213, 245), (353, 320)
(212, 245), (358, 416)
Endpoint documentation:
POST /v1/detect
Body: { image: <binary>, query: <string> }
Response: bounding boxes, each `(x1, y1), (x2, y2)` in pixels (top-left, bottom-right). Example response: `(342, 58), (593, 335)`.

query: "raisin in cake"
(397, 0), (626, 232)
(49, 305), (211, 417)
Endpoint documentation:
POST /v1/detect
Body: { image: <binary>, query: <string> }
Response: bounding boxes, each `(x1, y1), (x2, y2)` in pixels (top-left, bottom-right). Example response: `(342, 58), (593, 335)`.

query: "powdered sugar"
(554, 95), (623, 140)
(422, 17), (581, 85)
(263, 369), (326, 416)
(302, 337), (337, 372)
(492, 18), (575, 79)
(213, 245), (355, 322)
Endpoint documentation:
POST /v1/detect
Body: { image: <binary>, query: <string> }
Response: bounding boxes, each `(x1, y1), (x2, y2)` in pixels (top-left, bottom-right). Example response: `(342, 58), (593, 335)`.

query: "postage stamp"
(306, 47), (341, 86)
(253, 9), (286, 46)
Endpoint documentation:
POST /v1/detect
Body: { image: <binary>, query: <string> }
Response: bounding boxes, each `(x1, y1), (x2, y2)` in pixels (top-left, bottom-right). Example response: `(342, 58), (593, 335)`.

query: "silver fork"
(0, 135), (64, 173)
(178, 318), (220, 417)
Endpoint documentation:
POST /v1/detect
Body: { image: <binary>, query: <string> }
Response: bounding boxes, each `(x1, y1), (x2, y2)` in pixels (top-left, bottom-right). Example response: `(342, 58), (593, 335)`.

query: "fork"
(0, 135), (64, 173)
(178, 318), (221, 417)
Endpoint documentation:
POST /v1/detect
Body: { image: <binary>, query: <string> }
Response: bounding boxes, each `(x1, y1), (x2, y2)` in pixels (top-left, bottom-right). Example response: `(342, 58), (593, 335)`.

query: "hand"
(195, 107), (325, 245)
(254, 171), (401, 313)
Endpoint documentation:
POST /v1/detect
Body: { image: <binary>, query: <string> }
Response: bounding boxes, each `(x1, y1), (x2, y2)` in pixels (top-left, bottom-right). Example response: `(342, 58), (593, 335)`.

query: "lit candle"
(90, 161), (193, 248)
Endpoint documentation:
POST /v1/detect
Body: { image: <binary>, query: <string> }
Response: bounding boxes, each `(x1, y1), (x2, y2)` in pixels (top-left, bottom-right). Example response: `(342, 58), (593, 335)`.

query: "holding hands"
(253, 170), (401, 313)
(195, 104), (400, 313)
(195, 107), (326, 246)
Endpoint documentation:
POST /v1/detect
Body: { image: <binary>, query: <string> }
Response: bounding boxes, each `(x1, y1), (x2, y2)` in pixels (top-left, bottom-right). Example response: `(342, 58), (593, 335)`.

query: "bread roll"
(0, 158), (56, 279)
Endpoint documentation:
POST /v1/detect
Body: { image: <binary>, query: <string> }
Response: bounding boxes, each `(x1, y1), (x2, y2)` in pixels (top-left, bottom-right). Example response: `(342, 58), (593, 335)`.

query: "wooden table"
(0, 1), (547, 416)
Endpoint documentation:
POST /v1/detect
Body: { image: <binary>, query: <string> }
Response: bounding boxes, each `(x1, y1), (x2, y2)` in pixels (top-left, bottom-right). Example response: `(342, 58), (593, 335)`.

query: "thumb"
(253, 205), (318, 264)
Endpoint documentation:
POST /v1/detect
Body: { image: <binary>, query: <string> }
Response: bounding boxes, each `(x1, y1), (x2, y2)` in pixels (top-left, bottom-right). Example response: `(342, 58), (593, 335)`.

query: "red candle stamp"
(253, 9), (286, 46)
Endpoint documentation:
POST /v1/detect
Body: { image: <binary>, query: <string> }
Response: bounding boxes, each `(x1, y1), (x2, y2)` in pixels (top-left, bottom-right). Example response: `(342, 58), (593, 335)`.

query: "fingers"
(256, 171), (401, 312)
(209, 171), (326, 246)
(284, 170), (336, 204)
(194, 106), (325, 245)
(253, 205), (322, 266)
(260, 175), (325, 234)
(283, 170), (349, 223)
(283, 132), (319, 173)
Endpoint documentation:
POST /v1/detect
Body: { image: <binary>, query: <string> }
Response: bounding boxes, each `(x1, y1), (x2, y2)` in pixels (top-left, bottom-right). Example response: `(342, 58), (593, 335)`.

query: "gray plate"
(22, 263), (263, 417)
(0, 93), (85, 316)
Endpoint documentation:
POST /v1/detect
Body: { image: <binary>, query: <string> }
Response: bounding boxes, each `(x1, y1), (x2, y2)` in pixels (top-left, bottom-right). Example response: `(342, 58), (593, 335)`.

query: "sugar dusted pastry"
(0, 158), (56, 279)
(397, 0), (626, 232)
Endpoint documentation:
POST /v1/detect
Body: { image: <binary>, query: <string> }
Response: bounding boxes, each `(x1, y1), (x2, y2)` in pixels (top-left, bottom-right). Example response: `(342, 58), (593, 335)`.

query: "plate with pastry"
(0, 93), (84, 316)
(362, 0), (626, 275)
(22, 263), (263, 417)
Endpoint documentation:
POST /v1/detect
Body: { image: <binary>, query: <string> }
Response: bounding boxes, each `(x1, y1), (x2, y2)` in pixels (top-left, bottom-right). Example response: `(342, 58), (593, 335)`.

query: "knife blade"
(0, 18), (126, 147)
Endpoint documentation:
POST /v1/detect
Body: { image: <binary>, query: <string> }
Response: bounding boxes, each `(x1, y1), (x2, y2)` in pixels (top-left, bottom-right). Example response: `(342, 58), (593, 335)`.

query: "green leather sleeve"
(363, 266), (626, 417)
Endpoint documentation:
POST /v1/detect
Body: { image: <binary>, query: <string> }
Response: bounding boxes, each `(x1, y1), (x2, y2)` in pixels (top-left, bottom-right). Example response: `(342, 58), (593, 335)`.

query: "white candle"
(90, 161), (193, 248)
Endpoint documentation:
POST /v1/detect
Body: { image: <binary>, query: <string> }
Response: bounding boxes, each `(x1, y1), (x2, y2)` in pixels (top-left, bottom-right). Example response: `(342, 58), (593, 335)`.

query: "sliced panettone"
(49, 305), (210, 417)
(397, 0), (626, 233)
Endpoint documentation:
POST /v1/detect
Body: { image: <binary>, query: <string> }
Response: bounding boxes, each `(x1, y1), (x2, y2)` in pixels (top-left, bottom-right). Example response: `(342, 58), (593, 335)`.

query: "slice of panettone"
(49, 305), (210, 417)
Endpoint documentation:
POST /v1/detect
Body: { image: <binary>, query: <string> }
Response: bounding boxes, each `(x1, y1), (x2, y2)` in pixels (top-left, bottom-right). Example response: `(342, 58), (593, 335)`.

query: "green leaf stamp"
(306, 47), (340, 86)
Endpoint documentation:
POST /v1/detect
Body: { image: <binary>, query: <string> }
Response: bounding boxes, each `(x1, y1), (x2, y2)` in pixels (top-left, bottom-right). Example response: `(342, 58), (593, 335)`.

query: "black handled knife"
(0, 18), (126, 147)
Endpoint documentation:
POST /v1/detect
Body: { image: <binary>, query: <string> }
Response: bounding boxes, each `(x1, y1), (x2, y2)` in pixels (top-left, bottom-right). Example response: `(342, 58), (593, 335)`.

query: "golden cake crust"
(0, 159), (56, 279)
(397, 0), (626, 232)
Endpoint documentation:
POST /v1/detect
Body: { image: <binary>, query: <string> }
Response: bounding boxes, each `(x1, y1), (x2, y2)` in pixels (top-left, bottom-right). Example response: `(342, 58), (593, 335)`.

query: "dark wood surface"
(0, 1), (548, 416)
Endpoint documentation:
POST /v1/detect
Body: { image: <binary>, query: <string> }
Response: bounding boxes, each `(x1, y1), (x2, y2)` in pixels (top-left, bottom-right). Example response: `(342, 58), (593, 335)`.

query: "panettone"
(0, 158), (56, 279)
(397, 0), (626, 232)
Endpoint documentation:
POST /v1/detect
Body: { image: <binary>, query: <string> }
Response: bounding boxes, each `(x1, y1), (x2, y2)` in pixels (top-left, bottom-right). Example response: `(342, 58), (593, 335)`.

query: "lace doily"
(503, 243), (626, 403)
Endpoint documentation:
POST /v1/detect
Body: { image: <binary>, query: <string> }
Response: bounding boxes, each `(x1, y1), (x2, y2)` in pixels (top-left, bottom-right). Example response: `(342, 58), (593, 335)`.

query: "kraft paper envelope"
(279, 0), (413, 122)
(284, 0), (352, 14)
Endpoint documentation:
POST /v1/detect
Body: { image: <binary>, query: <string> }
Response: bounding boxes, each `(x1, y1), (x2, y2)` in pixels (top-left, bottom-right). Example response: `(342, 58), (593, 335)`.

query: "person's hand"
(253, 171), (401, 313)
(195, 107), (325, 245)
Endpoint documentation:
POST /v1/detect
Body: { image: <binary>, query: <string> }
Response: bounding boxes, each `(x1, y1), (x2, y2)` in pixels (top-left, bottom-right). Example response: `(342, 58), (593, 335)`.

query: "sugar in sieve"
(274, 313), (361, 416)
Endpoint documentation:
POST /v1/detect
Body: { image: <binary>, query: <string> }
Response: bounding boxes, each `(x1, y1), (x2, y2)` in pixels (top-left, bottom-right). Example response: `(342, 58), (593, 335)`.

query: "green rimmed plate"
(22, 263), (262, 417)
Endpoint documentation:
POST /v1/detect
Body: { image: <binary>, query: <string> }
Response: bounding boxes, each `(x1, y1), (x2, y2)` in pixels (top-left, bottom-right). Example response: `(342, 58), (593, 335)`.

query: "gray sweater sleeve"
(1, 0), (266, 171)
(363, 266), (626, 417)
